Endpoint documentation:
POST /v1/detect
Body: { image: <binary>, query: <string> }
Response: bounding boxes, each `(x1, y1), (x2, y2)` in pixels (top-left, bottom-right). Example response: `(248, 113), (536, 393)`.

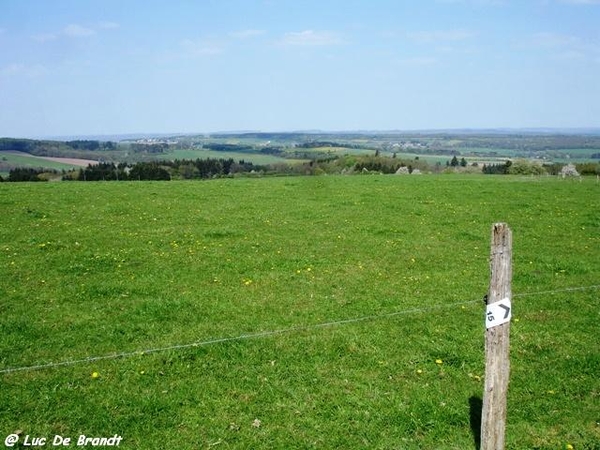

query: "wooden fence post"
(481, 223), (512, 450)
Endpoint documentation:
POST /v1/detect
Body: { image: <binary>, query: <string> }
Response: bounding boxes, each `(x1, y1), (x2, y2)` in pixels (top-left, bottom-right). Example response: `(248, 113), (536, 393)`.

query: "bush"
(560, 164), (580, 178)
(575, 162), (600, 176)
(507, 159), (546, 175)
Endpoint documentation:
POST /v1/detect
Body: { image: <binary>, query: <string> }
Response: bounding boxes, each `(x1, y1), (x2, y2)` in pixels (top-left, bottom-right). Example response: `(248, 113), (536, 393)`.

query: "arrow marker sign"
(485, 298), (512, 329)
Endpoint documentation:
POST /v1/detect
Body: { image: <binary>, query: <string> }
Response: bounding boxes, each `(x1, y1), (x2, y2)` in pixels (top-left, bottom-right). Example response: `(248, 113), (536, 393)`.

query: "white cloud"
(229, 29), (266, 39)
(63, 24), (96, 38)
(279, 30), (344, 46)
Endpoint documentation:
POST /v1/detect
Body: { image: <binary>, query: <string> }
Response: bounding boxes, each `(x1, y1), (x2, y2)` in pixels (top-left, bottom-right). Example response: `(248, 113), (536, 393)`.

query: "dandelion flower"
(435, 359), (443, 365)
(91, 372), (99, 379)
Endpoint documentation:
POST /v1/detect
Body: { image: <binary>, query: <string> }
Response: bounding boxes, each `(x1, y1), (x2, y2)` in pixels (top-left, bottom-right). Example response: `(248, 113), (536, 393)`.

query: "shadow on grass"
(469, 396), (482, 450)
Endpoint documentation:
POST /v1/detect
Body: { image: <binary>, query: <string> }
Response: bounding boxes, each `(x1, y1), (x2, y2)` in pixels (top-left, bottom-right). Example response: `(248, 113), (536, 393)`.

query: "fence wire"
(1, 284), (598, 375)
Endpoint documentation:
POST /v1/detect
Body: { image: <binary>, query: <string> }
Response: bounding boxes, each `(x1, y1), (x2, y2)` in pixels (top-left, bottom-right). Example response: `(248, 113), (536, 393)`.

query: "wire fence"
(1, 284), (598, 375)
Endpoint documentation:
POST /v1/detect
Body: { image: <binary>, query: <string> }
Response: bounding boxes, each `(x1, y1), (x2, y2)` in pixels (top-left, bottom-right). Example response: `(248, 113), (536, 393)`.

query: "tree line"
(77, 158), (261, 181)
(66, 140), (116, 150)
(2, 155), (598, 182)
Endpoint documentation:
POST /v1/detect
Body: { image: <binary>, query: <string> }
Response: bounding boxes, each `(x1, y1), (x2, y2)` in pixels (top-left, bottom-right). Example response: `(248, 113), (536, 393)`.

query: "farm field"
(0, 151), (93, 174)
(165, 149), (303, 166)
(0, 175), (598, 449)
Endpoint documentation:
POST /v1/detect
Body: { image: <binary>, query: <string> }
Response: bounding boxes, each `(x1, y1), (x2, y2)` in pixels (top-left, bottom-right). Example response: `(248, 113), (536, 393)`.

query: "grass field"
(0, 151), (82, 173)
(165, 149), (303, 166)
(1, 175), (598, 449)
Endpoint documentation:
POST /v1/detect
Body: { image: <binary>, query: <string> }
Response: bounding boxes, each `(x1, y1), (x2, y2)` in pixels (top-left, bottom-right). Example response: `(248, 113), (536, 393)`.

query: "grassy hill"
(1, 175), (598, 449)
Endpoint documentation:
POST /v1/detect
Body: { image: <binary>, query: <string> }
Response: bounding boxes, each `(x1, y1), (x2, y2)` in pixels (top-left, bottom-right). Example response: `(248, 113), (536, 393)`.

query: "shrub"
(575, 162), (600, 176)
(507, 159), (546, 175)
(560, 164), (580, 178)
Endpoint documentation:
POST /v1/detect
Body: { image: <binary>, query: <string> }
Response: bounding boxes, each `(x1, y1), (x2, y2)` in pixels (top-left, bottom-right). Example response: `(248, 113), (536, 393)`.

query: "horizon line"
(4, 126), (600, 141)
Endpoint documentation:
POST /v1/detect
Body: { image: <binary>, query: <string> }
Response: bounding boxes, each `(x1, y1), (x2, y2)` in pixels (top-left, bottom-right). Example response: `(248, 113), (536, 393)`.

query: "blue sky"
(1, 0), (599, 137)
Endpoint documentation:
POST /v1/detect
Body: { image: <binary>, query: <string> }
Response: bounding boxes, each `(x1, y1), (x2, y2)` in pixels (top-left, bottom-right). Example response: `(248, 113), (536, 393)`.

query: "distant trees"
(0, 138), (116, 155)
(296, 141), (362, 149)
(202, 143), (253, 152)
(0, 138), (36, 152)
(482, 160), (512, 175)
(66, 140), (99, 150)
(259, 147), (284, 156)
(4, 154), (598, 182)
(575, 162), (600, 176)
(8, 168), (52, 182)
(171, 158), (257, 179)
(66, 140), (117, 151)
(350, 154), (430, 174)
(507, 159), (546, 175)
(130, 143), (168, 153)
(355, 159), (403, 174)
(129, 162), (170, 180)
(78, 162), (170, 181)
(78, 163), (124, 181)
(0, 138), (61, 156)
(74, 158), (261, 182)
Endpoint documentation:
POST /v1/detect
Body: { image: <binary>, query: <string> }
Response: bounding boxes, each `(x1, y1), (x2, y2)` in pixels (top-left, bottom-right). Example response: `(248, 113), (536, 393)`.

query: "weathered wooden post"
(481, 223), (512, 450)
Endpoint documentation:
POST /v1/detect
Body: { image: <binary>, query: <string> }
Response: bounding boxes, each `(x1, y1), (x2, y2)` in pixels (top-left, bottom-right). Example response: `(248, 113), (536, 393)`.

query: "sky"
(1, 0), (599, 138)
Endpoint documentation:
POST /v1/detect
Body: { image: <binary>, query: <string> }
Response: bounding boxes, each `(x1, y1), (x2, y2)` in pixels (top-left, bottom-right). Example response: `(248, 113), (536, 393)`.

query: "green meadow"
(1, 175), (598, 449)
(165, 149), (301, 166)
(0, 151), (80, 173)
